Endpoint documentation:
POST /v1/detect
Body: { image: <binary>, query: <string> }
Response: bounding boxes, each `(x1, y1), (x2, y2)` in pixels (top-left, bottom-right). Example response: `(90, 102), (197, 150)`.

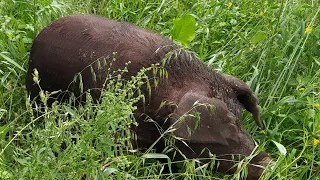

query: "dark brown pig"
(26, 15), (271, 179)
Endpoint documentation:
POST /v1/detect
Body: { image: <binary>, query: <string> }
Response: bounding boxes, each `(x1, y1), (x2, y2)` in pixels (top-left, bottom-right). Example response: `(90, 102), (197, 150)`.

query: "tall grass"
(0, 0), (319, 179)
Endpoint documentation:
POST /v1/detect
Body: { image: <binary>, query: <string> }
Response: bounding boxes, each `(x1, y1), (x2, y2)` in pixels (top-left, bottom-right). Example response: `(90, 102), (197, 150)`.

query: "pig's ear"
(222, 74), (264, 129)
(170, 91), (239, 146)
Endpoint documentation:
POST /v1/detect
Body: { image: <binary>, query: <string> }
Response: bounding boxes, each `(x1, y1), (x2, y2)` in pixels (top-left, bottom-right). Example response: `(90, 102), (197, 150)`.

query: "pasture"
(0, 0), (319, 179)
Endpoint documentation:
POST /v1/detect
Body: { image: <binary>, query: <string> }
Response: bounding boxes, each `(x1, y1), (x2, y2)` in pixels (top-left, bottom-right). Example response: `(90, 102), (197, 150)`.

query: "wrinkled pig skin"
(26, 15), (271, 179)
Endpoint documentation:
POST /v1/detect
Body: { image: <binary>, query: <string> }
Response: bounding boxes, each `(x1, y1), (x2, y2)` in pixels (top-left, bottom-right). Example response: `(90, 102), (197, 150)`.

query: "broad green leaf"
(142, 153), (170, 159)
(278, 96), (298, 105)
(0, 53), (26, 72)
(170, 14), (196, 46)
(63, 105), (79, 118)
(103, 167), (118, 176)
(251, 31), (267, 44)
(272, 140), (287, 155)
(313, 57), (320, 66)
(0, 170), (12, 179)
(0, 124), (10, 140)
(142, 153), (172, 173)
(15, 158), (29, 165)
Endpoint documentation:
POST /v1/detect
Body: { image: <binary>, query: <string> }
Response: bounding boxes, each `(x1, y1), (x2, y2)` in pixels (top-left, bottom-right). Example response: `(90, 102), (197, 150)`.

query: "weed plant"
(0, 0), (319, 179)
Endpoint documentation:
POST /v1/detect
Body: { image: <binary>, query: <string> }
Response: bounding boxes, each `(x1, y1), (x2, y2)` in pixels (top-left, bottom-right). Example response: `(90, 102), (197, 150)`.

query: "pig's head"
(169, 75), (271, 179)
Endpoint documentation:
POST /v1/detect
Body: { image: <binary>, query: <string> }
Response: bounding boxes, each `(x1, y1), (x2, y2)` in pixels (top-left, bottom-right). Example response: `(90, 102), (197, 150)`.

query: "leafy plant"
(170, 14), (197, 47)
(0, 0), (319, 179)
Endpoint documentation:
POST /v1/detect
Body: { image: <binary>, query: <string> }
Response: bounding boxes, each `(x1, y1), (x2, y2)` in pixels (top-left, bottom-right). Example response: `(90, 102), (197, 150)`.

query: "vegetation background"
(0, 0), (319, 179)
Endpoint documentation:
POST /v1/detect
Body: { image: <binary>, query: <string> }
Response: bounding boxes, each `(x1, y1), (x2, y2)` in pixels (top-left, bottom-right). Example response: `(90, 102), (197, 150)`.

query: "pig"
(26, 14), (271, 179)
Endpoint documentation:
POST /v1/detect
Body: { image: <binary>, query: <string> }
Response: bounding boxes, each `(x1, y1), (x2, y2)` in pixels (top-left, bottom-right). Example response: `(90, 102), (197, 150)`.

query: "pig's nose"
(247, 152), (273, 180)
